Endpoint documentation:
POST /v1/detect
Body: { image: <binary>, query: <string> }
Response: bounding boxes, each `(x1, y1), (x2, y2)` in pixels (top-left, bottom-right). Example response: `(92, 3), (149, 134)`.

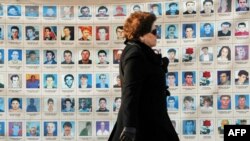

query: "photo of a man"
(61, 50), (74, 64)
(26, 50), (39, 64)
(96, 6), (109, 17)
(79, 6), (92, 17)
(9, 74), (22, 88)
(44, 121), (57, 136)
(217, 95), (231, 110)
(8, 25), (21, 40)
(78, 74), (92, 88)
(44, 74), (57, 89)
(61, 26), (74, 40)
(62, 74), (74, 89)
(166, 2), (179, 15)
(218, 22), (231, 37)
(78, 26), (92, 41)
(44, 50), (57, 64)
(25, 26), (39, 40)
(61, 98), (75, 112)
(8, 49), (22, 65)
(96, 26), (109, 41)
(183, 1), (196, 14)
(61, 121), (74, 136)
(78, 49), (92, 64)
(43, 6), (57, 17)
(96, 74), (109, 88)
(26, 74), (40, 88)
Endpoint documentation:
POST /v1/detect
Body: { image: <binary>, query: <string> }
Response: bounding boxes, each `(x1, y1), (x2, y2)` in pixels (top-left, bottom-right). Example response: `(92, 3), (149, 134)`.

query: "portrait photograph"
(61, 121), (75, 136)
(96, 26), (110, 41)
(78, 6), (92, 17)
(60, 6), (74, 19)
(26, 50), (40, 65)
(96, 49), (110, 64)
(43, 50), (57, 65)
(200, 119), (214, 135)
(26, 121), (40, 136)
(96, 121), (110, 136)
(165, 2), (180, 16)
(44, 98), (57, 112)
(147, 3), (162, 16)
(182, 71), (196, 86)
(43, 26), (57, 40)
(217, 0), (232, 13)
(78, 98), (92, 112)
(235, 45), (249, 61)
(78, 26), (92, 41)
(43, 6), (57, 18)
(8, 49), (22, 65)
(182, 96), (196, 111)
(113, 73), (121, 88)
(182, 1), (197, 15)
(0, 122), (5, 136)
(26, 98), (40, 112)
(0, 49), (4, 64)
(95, 5), (109, 17)
(166, 71), (178, 87)
(7, 5), (21, 16)
(200, 95), (213, 110)
(235, 94), (249, 110)
(217, 46), (231, 61)
(78, 121), (92, 136)
(182, 47), (196, 62)
(0, 98), (5, 112)
(200, 0), (214, 14)
(217, 70), (231, 85)
(61, 74), (75, 89)
(26, 74), (40, 89)
(8, 25), (22, 40)
(235, 21), (249, 37)
(217, 95), (231, 110)
(96, 73), (110, 89)
(166, 96), (179, 111)
(0, 25), (4, 40)
(200, 23), (214, 38)
(199, 71), (213, 86)
(199, 46), (213, 62)
(8, 122), (22, 137)
(235, 70), (249, 85)
(61, 98), (75, 112)
(96, 97), (110, 112)
(130, 4), (143, 13)
(8, 74), (22, 88)
(8, 97), (22, 112)
(166, 48), (179, 63)
(61, 26), (75, 41)
(78, 74), (92, 89)
(113, 97), (121, 112)
(235, 0), (250, 12)
(113, 5), (127, 17)
(182, 120), (196, 135)
(43, 121), (57, 136)
(113, 25), (125, 41)
(25, 6), (39, 17)
(217, 21), (232, 37)
(43, 74), (58, 89)
(165, 24), (179, 39)
(217, 119), (230, 134)
(61, 49), (75, 64)
(25, 26), (39, 40)
(113, 49), (123, 64)
(182, 23), (196, 39)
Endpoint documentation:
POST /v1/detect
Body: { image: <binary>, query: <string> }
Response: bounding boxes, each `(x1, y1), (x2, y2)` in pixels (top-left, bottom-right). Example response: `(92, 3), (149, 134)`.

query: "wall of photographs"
(0, 0), (250, 140)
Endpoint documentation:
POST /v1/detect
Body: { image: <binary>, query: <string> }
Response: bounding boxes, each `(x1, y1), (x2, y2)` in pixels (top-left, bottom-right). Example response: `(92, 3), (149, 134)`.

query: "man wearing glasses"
(96, 74), (109, 88)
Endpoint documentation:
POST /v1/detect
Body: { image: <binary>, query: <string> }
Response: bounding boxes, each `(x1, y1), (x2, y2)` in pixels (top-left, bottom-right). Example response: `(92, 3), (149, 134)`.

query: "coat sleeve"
(121, 48), (145, 127)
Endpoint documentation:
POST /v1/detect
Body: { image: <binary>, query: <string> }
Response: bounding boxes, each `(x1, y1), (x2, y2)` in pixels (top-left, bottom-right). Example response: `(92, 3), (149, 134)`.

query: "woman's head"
(123, 12), (157, 47)
(218, 46), (231, 60)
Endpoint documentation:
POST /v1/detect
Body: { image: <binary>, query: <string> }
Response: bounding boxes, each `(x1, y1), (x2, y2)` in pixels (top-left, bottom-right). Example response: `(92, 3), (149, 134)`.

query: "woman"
(108, 12), (179, 141)
(217, 46), (231, 61)
(218, 0), (231, 13)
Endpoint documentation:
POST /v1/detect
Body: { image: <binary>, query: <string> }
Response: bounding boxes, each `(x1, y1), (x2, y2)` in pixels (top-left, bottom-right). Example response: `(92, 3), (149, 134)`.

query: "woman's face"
(221, 48), (229, 57)
(140, 22), (157, 48)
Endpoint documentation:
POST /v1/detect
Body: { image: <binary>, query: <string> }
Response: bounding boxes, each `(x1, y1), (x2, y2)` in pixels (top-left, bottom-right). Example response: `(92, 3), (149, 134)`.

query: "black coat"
(109, 40), (179, 141)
